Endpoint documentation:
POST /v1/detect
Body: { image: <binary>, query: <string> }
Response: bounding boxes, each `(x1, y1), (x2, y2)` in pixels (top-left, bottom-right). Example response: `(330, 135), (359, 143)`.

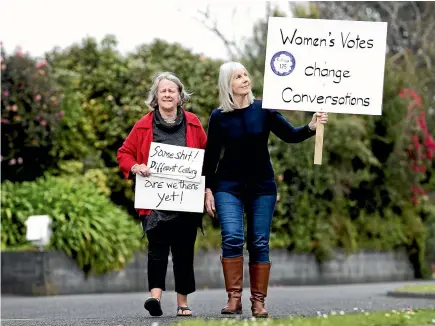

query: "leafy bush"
(2, 15), (433, 277)
(1, 174), (144, 275)
(45, 37), (138, 210)
(49, 89), (98, 167)
(1, 47), (65, 182)
(128, 39), (223, 124)
(45, 36), (223, 216)
(420, 201), (435, 267)
(233, 5), (435, 276)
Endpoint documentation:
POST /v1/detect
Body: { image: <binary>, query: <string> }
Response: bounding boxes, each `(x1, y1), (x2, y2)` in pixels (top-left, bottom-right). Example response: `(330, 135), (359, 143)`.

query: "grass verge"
(387, 283), (435, 299)
(394, 284), (435, 294)
(171, 308), (435, 326)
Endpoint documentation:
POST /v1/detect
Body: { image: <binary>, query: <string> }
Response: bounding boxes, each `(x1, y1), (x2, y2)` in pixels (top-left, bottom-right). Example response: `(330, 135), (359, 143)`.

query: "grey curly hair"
(145, 72), (192, 109)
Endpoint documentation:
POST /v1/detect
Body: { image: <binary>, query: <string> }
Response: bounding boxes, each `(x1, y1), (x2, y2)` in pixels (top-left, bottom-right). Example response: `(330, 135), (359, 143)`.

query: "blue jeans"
(214, 192), (277, 263)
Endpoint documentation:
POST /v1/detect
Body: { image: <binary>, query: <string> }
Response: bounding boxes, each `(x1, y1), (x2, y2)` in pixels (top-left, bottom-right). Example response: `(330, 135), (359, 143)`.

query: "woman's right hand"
(205, 189), (216, 217)
(132, 164), (151, 177)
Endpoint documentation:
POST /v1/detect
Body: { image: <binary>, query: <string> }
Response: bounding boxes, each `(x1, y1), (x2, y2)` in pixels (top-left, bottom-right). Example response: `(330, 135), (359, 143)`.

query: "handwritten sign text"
(148, 142), (204, 183)
(134, 175), (205, 213)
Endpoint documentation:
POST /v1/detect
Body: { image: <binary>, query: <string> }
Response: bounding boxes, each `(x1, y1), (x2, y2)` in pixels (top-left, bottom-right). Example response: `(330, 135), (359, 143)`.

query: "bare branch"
(265, 1), (272, 16)
(411, 1), (422, 35)
(194, 8), (244, 60)
(346, 2), (366, 20)
(388, 49), (406, 65)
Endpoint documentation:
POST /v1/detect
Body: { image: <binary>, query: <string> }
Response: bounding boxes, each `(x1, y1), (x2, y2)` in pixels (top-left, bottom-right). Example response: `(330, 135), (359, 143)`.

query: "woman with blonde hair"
(117, 72), (207, 317)
(203, 62), (328, 318)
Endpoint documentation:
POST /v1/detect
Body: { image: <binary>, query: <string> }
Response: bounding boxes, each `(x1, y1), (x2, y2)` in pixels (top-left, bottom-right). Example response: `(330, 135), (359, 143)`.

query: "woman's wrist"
(308, 122), (316, 131)
(131, 163), (138, 174)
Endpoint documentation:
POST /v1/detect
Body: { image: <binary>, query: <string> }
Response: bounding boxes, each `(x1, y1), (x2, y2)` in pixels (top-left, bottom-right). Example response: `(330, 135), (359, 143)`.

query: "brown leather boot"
(249, 262), (271, 318)
(220, 256), (243, 314)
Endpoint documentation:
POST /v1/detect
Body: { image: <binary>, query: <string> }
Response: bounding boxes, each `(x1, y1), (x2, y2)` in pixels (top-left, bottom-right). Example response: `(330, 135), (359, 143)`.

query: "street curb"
(386, 291), (435, 299)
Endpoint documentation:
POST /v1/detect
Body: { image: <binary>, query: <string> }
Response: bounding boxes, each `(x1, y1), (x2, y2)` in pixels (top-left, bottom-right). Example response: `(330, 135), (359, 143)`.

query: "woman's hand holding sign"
(308, 112), (329, 165)
(132, 164), (151, 177)
(308, 112), (328, 131)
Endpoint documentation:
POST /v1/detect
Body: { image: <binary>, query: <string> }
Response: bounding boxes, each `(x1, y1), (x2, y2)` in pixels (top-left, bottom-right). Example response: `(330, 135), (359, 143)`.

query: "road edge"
(386, 291), (435, 299)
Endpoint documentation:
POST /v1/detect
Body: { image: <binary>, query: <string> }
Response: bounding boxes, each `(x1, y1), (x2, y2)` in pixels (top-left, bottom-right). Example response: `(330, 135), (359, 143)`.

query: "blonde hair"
(145, 72), (192, 109)
(218, 61), (254, 112)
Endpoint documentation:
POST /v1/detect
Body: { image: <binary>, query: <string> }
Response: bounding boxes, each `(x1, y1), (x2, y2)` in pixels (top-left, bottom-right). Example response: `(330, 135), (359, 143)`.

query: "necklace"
(163, 115), (177, 124)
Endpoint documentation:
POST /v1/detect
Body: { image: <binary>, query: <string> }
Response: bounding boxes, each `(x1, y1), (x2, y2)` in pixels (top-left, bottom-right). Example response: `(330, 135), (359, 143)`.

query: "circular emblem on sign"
(270, 51), (296, 76)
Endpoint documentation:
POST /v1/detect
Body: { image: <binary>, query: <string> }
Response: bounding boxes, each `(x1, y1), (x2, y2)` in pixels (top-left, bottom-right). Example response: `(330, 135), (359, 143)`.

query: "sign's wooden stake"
(314, 115), (324, 165)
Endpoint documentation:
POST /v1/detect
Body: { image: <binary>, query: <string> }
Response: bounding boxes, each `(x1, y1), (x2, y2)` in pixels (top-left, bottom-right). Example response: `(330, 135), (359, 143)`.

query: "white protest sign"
(262, 17), (388, 115)
(134, 175), (205, 213)
(147, 142), (204, 183)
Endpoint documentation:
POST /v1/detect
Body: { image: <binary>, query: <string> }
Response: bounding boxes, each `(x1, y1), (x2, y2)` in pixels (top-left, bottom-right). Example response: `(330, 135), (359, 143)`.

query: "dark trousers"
(145, 216), (198, 295)
(214, 192), (277, 263)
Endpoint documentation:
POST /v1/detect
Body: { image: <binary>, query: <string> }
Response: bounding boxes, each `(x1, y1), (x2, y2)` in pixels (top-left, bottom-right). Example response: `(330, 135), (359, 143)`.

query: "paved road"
(1, 281), (434, 326)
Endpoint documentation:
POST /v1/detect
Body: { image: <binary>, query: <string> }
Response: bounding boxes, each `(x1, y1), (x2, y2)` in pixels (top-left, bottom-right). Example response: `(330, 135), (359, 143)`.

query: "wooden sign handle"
(314, 115), (324, 165)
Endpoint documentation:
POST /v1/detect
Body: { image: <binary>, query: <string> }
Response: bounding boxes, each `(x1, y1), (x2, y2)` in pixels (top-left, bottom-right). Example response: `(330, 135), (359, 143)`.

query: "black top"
(141, 107), (196, 233)
(203, 99), (316, 196)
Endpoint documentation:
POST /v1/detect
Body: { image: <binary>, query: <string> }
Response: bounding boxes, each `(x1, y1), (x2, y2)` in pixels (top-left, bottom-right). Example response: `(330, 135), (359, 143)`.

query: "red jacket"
(117, 109), (207, 217)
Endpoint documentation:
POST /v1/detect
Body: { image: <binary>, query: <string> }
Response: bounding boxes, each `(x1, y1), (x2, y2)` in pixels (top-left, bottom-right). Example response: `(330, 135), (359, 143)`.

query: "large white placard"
(134, 175), (205, 213)
(147, 142), (204, 183)
(262, 17), (388, 115)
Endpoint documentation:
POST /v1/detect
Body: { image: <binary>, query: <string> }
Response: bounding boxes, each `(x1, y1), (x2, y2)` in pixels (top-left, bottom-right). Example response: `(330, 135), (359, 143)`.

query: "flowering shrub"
(399, 88), (435, 205)
(1, 46), (65, 182)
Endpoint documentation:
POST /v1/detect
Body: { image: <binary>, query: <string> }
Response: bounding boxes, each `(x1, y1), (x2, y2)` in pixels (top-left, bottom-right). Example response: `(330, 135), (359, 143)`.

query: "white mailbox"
(25, 215), (52, 249)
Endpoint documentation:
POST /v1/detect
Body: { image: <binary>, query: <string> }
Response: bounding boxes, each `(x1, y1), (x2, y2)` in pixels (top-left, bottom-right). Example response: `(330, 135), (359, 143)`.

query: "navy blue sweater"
(203, 99), (315, 196)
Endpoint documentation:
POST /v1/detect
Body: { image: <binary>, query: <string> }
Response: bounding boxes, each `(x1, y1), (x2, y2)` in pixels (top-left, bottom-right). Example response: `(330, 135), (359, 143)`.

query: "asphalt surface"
(1, 281), (434, 326)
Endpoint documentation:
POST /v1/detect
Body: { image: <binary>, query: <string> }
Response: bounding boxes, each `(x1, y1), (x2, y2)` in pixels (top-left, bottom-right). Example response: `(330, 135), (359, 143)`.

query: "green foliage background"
(1, 4), (434, 277)
(1, 171), (143, 275)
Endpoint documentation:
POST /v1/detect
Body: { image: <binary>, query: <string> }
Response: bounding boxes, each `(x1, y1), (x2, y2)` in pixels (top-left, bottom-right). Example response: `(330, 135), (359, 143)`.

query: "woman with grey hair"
(117, 72), (207, 317)
(203, 62), (328, 318)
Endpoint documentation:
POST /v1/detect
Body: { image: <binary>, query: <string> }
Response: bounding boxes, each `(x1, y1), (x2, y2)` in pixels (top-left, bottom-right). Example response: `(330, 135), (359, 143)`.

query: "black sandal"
(144, 297), (163, 317)
(176, 306), (193, 317)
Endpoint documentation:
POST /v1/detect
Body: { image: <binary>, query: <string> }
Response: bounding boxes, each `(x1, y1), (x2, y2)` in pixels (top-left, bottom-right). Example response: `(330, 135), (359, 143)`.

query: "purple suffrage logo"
(270, 51), (296, 76)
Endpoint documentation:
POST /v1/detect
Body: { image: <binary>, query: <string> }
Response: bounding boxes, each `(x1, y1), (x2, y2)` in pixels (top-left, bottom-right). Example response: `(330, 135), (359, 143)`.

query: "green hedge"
(1, 173), (144, 275)
(1, 5), (434, 278)
(0, 47), (66, 183)
(43, 37), (223, 217)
